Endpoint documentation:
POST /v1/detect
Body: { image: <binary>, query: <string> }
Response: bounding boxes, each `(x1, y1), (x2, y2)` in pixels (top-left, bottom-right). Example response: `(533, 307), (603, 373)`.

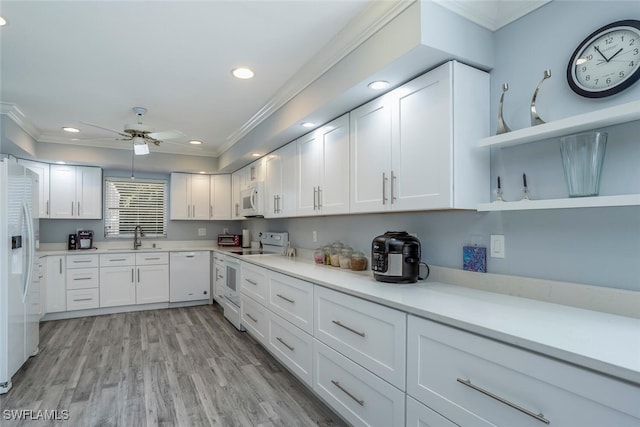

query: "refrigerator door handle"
(22, 201), (34, 302)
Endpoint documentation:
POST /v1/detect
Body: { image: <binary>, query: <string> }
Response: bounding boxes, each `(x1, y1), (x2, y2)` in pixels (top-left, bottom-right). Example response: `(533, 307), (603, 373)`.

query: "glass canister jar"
(330, 248), (341, 267)
(314, 247), (325, 264)
(339, 247), (353, 268)
(350, 251), (367, 271)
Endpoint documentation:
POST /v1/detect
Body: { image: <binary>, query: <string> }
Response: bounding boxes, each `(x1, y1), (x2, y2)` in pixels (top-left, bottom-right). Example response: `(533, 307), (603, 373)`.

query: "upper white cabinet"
(265, 143), (297, 218)
(18, 159), (50, 218)
(49, 165), (102, 219)
(170, 172), (210, 220)
(209, 174), (231, 220)
(231, 170), (243, 220)
(296, 114), (350, 216)
(350, 60), (489, 213)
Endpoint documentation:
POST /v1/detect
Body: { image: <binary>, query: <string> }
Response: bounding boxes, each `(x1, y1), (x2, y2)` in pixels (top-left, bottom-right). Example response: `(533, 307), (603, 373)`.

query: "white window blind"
(104, 178), (167, 237)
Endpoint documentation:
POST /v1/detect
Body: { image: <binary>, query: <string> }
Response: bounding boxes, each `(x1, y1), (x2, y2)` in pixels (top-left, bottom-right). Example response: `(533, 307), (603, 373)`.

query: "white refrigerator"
(0, 159), (40, 394)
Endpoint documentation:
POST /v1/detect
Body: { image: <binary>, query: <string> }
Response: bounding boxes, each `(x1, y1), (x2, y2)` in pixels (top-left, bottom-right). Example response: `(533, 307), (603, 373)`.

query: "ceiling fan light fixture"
(62, 126), (80, 133)
(232, 67), (255, 79)
(133, 140), (150, 156)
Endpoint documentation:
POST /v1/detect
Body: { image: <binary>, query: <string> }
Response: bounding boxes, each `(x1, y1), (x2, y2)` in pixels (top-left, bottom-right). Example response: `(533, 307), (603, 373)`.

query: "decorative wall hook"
(496, 83), (511, 135)
(530, 69), (551, 126)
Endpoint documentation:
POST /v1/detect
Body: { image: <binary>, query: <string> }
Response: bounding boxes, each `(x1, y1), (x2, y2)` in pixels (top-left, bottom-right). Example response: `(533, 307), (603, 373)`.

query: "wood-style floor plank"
(0, 304), (346, 427)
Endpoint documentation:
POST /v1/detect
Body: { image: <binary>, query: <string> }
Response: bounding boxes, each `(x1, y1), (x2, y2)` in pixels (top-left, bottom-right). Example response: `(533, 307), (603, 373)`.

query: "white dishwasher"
(169, 251), (211, 302)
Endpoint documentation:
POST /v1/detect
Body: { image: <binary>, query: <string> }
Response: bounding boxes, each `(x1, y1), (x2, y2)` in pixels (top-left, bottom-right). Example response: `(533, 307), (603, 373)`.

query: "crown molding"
(433, 0), (551, 31)
(221, 0), (416, 154)
(0, 102), (41, 140)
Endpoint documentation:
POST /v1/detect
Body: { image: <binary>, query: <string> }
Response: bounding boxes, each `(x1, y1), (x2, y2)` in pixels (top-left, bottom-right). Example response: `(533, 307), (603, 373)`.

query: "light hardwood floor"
(0, 304), (346, 427)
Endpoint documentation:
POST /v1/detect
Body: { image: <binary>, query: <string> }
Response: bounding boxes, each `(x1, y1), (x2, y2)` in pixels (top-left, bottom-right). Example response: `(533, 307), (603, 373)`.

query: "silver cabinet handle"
(317, 186), (322, 209)
(137, 268), (140, 282)
(145, 257), (161, 261)
(210, 205), (213, 218)
(456, 378), (550, 424)
(382, 172), (388, 205)
(46, 200), (49, 216)
(71, 202), (74, 216)
(276, 294), (295, 304)
(59, 258), (62, 274)
(245, 279), (258, 286)
(273, 195), (277, 214)
(73, 260), (93, 263)
(78, 202), (80, 216)
(331, 380), (364, 406)
(277, 195), (281, 213)
(313, 187), (318, 210)
(332, 320), (365, 337)
(110, 258), (127, 262)
(186, 255), (195, 258)
(193, 204), (196, 217)
(246, 313), (257, 323)
(73, 277), (92, 281)
(235, 203), (239, 217)
(276, 336), (294, 351)
(390, 170), (397, 204)
(131, 268), (134, 283)
(73, 298), (92, 302)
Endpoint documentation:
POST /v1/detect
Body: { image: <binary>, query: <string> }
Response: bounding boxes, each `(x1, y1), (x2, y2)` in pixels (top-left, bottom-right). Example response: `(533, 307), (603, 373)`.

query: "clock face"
(567, 20), (640, 98)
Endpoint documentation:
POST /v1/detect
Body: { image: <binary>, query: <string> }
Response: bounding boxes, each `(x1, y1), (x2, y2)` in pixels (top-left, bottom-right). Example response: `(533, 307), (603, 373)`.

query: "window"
(104, 177), (167, 238)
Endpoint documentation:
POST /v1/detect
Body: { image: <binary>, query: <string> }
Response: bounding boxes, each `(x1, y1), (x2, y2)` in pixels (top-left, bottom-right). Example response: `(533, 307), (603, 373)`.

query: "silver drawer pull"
(73, 298), (93, 302)
(331, 380), (364, 406)
(246, 313), (258, 323)
(456, 378), (550, 425)
(276, 336), (294, 351)
(332, 320), (365, 337)
(144, 257), (161, 260)
(73, 277), (92, 281)
(276, 294), (295, 304)
(73, 260), (93, 263)
(110, 258), (127, 261)
(245, 279), (258, 286)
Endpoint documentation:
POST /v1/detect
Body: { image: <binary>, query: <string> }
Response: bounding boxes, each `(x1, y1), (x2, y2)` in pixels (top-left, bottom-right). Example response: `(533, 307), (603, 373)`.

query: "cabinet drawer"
(240, 294), (268, 345)
(66, 267), (99, 289)
(268, 271), (313, 334)
(240, 262), (268, 306)
(267, 311), (313, 387)
(406, 395), (458, 427)
(313, 339), (405, 427)
(100, 253), (135, 266)
(135, 252), (169, 265)
(314, 286), (406, 390)
(67, 254), (99, 268)
(407, 316), (640, 427)
(66, 288), (99, 310)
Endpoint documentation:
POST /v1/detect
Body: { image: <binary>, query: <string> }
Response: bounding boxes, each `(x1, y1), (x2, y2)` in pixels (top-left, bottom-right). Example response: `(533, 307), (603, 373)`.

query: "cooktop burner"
(229, 250), (264, 255)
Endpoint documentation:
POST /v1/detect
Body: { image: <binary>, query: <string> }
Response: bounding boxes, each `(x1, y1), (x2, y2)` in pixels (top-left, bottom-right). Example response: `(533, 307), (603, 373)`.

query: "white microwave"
(240, 182), (265, 217)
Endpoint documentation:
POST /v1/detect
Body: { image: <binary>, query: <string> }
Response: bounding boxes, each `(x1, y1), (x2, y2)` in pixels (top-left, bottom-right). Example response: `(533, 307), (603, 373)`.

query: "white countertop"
(223, 252), (640, 384)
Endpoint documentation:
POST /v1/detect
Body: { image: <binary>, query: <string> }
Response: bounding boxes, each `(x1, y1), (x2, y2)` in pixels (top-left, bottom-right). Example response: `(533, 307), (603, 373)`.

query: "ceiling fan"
(81, 107), (185, 155)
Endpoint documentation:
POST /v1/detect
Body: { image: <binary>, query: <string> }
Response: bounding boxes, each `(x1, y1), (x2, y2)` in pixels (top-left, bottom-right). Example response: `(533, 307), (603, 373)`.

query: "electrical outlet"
(490, 234), (505, 258)
(470, 234), (483, 247)
(198, 228), (206, 237)
(312, 230), (318, 242)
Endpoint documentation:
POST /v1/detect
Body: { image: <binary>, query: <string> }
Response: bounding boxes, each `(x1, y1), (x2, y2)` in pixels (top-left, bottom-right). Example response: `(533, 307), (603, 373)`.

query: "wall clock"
(567, 19), (640, 98)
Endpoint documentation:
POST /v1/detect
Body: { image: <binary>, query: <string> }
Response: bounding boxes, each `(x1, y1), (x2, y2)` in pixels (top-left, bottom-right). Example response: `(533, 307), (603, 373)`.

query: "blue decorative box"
(463, 246), (486, 273)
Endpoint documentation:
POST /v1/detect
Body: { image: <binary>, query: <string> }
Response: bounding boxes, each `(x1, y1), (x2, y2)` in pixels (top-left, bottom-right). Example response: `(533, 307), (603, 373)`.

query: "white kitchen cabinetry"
(267, 310), (314, 386)
(170, 173), (210, 220)
(231, 171), (243, 220)
(49, 165), (102, 219)
(169, 251), (210, 302)
(406, 396), (458, 427)
(99, 253), (136, 307)
(18, 159), (50, 218)
(209, 174), (231, 220)
(268, 270), (313, 334)
(212, 252), (226, 304)
(135, 253), (169, 304)
(44, 255), (66, 313)
(350, 60), (489, 213)
(313, 339), (405, 427)
(66, 254), (99, 310)
(265, 143), (297, 218)
(240, 262), (269, 307)
(296, 114), (350, 216)
(407, 315), (640, 427)
(240, 292), (269, 345)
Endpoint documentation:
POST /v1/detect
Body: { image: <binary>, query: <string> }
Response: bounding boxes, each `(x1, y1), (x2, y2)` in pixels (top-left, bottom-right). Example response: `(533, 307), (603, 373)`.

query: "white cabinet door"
(231, 171), (243, 220)
(45, 256), (66, 313)
(349, 95), (394, 213)
(18, 159), (50, 218)
(49, 165), (77, 218)
(137, 264), (169, 304)
(265, 148), (283, 218)
(100, 266), (135, 307)
(170, 173), (190, 219)
(392, 64), (452, 211)
(265, 143), (297, 218)
(190, 173), (210, 220)
(76, 166), (102, 219)
(296, 131), (322, 216)
(406, 396), (459, 427)
(210, 174), (231, 220)
(319, 114), (350, 215)
(213, 254), (226, 304)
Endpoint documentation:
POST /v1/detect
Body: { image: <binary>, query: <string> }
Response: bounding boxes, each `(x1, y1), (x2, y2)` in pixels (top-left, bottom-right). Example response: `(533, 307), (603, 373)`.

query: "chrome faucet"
(133, 225), (144, 250)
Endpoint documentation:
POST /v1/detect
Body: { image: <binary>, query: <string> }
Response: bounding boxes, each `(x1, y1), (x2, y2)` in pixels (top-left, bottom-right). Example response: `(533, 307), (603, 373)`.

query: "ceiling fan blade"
(146, 130), (185, 141)
(80, 121), (129, 137)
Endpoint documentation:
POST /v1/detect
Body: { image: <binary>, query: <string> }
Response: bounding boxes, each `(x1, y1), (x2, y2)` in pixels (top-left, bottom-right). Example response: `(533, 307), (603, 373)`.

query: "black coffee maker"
(371, 231), (421, 283)
(68, 233), (77, 250)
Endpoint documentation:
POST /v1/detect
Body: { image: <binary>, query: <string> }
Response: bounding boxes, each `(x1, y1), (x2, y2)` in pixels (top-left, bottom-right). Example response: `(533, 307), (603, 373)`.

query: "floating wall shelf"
(477, 194), (640, 211)
(478, 100), (640, 149)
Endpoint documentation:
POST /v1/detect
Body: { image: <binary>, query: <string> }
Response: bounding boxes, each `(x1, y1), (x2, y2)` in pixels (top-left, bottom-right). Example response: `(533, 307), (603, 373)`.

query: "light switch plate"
(490, 234), (505, 258)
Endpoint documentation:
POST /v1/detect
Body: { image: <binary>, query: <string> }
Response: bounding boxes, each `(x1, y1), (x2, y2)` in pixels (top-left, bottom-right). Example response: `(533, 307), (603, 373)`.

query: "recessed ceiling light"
(251, 153), (262, 157)
(199, 171), (206, 174)
(368, 80), (390, 90)
(0, 17), (7, 27)
(55, 161), (66, 165)
(62, 126), (80, 133)
(232, 67), (255, 79)
(301, 122), (315, 128)
(189, 140), (203, 145)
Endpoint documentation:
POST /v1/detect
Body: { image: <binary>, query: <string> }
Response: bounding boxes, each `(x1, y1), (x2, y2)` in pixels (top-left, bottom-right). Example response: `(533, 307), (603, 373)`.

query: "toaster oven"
(218, 234), (242, 247)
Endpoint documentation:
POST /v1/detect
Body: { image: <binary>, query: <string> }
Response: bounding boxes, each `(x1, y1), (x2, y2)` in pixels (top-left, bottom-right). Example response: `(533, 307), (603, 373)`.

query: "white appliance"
(240, 181), (265, 217)
(169, 251), (211, 302)
(223, 232), (289, 331)
(0, 160), (40, 394)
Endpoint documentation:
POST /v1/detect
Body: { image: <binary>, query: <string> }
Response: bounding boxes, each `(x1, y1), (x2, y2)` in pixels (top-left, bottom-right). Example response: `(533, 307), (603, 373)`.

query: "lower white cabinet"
(66, 254), (99, 310)
(406, 396), (458, 427)
(240, 293), (268, 345)
(268, 270), (313, 334)
(45, 255), (66, 313)
(136, 263), (169, 304)
(169, 251), (210, 302)
(267, 311), (313, 387)
(100, 265), (136, 307)
(66, 288), (99, 311)
(240, 262), (269, 306)
(406, 315), (640, 427)
(313, 339), (405, 427)
(212, 253), (226, 304)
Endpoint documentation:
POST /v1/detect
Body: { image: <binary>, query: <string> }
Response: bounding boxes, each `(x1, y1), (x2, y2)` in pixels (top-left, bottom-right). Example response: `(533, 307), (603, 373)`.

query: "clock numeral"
(586, 54), (593, 61)
(605, 36), (614, 45)
(581, 66), (587, 72)
(634, 48), (639, 55)
(631, 61), (636, 68)
(585, 75), (591, 82)
(619, 71), (625, 78)
(606, 77), (612, 85)
(630, 38), (636, 46)
(594, 78), (599, 85)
